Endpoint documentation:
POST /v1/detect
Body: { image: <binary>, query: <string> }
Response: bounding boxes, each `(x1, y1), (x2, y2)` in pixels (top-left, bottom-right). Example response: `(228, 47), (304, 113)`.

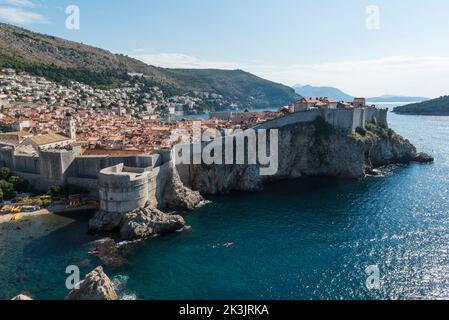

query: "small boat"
(223, 242), (235, 248)
(88, 249), (100, 255)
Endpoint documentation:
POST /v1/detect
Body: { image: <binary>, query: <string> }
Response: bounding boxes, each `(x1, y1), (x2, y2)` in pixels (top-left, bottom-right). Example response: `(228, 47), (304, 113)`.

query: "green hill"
(0, 22), (298, 108)
(393, 96), (449, 115)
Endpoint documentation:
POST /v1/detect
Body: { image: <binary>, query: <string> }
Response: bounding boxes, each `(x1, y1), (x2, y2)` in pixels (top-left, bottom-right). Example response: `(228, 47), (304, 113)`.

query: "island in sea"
(393, 96), (449, 115)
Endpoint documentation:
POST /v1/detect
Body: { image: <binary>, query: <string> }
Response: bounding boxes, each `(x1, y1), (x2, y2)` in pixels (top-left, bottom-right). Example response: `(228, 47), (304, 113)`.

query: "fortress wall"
(12, 171), (56, 192)
(322, 109), (356, 133)
(255, 109), (322, 130)
(66, 177), (99, 197)
(98, 161), (170, 214)
(353, 108), (366, 131)
(71, 154), (158, 179)
(72, 156), (137, 179)
(39, 151), (65, 183)
(0, 147), (15, 168)
(375, 108), (388, 127)
(14, 154), (39, 174)
(98, 164), (151, 213)
(257, 107), (387, 133)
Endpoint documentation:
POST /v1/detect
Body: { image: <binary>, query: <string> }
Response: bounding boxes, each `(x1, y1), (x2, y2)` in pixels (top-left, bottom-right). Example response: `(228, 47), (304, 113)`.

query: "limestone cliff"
(183, 120), (433, 195)
(162, 164), (204, 210)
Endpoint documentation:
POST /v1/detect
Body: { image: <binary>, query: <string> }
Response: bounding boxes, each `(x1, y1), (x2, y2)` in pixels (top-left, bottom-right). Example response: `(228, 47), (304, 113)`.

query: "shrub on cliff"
(312, 116), (334, 138)
(50, 184), (89, 198)
(0, 167), (11, 180)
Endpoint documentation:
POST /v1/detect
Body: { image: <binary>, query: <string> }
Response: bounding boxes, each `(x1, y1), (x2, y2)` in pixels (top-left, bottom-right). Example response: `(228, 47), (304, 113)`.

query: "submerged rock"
(119, 207), (185, 241)
(66, 266), (118, 300)
(11, 294), (33, 300)
(88, 238), (126, 268)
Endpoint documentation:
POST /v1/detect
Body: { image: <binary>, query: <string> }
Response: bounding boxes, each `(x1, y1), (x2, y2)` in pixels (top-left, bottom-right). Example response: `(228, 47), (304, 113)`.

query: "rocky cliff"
(89, 119), (432, 239)
(183, 120), (433, 195)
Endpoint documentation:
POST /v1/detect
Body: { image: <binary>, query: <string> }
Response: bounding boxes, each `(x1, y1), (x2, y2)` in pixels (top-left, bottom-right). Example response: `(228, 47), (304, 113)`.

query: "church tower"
(65, 112), (76, 141)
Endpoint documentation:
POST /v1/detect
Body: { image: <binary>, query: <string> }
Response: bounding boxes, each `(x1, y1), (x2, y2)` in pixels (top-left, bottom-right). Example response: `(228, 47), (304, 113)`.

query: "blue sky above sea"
(1, 0), (449, 98)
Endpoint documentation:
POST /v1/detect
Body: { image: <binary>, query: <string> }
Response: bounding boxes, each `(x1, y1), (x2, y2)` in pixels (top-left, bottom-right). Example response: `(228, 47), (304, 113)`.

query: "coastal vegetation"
(312, 116), (335, 138)
(393, 96), (449, 115)
(0, 166), (88, 204)
(350, 123), (398, 142)
(0, 167), (29, 201)
(49, 184), (89, 198)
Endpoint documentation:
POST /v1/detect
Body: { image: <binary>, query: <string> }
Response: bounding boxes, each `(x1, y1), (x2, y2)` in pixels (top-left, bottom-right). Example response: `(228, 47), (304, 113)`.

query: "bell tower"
(65, 112), (76, 141)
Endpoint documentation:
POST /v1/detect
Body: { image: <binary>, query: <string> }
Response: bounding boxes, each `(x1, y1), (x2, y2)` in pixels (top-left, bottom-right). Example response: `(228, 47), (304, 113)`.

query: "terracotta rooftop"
(82, 149), (145, 156)
(27, 133), (70, 145)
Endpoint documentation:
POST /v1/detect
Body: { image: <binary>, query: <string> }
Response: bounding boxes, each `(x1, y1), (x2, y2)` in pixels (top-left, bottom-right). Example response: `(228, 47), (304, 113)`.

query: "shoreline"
(0, 209), (52, 225)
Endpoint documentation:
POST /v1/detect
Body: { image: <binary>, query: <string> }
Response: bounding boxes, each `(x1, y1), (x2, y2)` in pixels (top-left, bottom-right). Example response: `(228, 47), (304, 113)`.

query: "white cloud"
(2, 0), (35, 7)
(0, 6), (44, 24)
(132, 53), (449, 98)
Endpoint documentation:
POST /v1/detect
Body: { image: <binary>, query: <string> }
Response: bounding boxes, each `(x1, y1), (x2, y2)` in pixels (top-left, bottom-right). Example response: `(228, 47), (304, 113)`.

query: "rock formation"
(120, 207), (185, 240)
(11, 294), (33, 300)
(183, 121), (434, 195)
(89, 207), (185, 241)
(162, 164), (204, 210)
(66, 266), (119, 300)
(88, 238), (126, 268)
(89, 211), (123, 233)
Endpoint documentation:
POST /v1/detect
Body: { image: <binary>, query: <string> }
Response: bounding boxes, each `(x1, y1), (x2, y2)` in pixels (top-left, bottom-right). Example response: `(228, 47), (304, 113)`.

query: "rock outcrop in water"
(183, 120), (433, 195)
(120, 207), (185, 240)
(89, 207), (185, 241)
(11, 294), (33, 300)
(66, 267), (118, 300)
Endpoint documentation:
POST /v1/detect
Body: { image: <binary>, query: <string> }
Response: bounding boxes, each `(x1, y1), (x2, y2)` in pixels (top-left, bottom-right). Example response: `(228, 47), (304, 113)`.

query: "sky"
(1, 0), (449, 98)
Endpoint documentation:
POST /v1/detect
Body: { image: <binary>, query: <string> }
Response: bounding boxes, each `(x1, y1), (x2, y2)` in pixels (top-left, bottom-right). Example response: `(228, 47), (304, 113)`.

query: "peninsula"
(393, 96), (449, 115)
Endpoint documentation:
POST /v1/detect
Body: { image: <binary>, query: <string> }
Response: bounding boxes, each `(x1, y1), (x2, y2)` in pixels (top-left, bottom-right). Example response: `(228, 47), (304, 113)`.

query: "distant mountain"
(293, 84), (354, 101)
(0, 22), (298, 109)
(293, 85), (429, 104)
(393, 96), (449, 115)
(367, 95), (429, 103)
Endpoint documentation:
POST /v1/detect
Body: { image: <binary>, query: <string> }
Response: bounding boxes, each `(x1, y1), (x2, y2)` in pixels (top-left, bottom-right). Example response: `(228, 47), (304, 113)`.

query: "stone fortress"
(0, 105), (388, 215)
(210, 105), (388, 134)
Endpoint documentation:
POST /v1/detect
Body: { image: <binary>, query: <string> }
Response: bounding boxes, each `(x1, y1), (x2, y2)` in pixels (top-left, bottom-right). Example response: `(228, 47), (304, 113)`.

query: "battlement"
(256, 107), (388, 133)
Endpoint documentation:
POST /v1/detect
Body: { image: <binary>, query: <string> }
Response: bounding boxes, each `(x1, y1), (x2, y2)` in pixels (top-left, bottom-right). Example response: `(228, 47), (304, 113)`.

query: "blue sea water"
(1, 106), (449, 300)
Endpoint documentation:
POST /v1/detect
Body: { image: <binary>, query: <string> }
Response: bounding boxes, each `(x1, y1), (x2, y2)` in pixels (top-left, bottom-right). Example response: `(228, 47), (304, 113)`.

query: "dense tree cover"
(393, 96), (449, 115)
(0, 167), (29, 200)
(1, 55), (130, 88)
(50, 184), (89, 198)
